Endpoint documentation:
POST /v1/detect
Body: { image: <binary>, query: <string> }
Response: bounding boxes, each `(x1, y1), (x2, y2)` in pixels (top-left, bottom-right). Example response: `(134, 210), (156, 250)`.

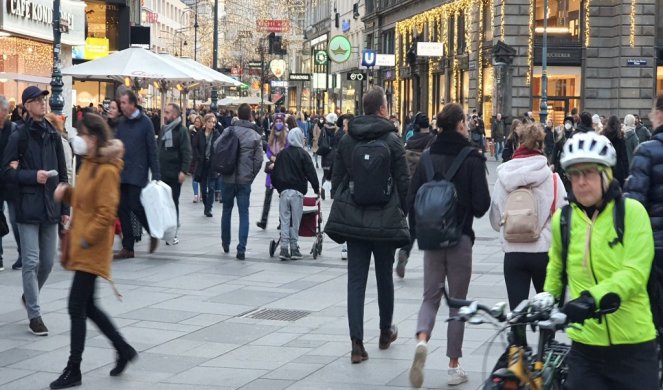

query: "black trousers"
(564, 341), (658, 390)
(118, 184), (150, 251)
(258, 187), (274, 226)
(401, 213), (416, 256)
(163, 179), (182, 221)
(68, 271), (130, 364)
(503, 252), (548, 310)
(347, 239), (395, 341)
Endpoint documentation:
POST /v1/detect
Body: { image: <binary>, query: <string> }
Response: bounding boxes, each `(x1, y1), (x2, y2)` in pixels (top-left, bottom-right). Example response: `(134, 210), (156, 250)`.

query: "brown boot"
(149, 238), (158, 254)
(351, 339), (368, 364)
(379, 325), (398, 350)
(113, 249), (135, 260)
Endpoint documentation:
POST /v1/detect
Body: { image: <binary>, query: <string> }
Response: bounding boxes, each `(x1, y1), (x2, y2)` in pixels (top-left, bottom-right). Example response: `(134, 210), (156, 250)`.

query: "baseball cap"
(22, 86), (49, 105)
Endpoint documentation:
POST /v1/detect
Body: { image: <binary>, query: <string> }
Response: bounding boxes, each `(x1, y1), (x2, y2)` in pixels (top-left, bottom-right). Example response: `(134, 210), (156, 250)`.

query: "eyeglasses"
(566, 167), (602, 182)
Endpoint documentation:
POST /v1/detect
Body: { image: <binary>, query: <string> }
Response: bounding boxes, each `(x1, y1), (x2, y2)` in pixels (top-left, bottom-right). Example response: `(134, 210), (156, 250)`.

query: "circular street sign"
(328, 35), (351, 64)
(315, 50), (328, 65)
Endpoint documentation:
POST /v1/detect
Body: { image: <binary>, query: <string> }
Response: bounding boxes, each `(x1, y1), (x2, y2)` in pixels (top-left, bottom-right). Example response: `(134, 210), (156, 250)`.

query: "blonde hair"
(518, 122), (545, 151)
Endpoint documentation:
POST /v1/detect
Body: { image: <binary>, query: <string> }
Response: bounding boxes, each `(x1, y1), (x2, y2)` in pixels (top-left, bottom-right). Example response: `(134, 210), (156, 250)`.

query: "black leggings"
(68, 271), (129, 364)
(503, 252), (548, 310)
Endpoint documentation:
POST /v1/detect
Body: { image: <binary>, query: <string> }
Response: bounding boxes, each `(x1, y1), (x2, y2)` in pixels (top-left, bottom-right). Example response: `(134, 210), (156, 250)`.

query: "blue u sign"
(362, 49), (376, 67)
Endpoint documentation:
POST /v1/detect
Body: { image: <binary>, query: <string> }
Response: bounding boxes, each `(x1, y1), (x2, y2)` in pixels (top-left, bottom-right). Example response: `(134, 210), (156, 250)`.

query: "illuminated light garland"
(526, 0), (534, 85)
(428, 17), (434, 118)
(584, 0), (591, 47)
(453, 12), (459, 100)
(477, 0), (484, 104)
(490, 0), (494, 41)
(500, 0), (505, 41)
(394, 29), (400, 115)
(630, 0), (636, 47)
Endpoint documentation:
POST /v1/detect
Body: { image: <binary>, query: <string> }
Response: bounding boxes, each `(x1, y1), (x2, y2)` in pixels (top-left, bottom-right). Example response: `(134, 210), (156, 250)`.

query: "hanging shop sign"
(361, 49), (376, 67)
(3, 0), (86, 45)
(375, 54), (395, 67)
(314, 50), (328, 65)
(328, 35), (352, 64)
(256, 19), (289, 33)
(72, 37), (109, 60)
(269, 59), (287, 78)
(289, 73), (311, 81)
(416, 42), (444, 57)
(347, 72), (366, 81)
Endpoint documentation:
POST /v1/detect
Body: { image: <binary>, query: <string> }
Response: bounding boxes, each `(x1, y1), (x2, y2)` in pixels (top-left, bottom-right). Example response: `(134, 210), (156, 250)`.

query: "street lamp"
(211, 0), (219, 113)
(539, 0), (549, 125)
(50, 0), (64, 115)
(160, 29), (188, 57)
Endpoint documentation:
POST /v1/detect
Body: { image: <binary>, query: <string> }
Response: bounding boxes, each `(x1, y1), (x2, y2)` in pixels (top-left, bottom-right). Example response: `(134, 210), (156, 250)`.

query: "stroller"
(269, 196), (324, 259)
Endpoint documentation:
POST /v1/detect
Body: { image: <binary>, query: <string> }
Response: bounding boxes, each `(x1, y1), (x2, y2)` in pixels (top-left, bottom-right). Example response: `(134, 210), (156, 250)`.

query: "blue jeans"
(18, 223), (57, 320)
(192, 180), (199, 197)
(495, 141), (504, 160)
(221, 182), (252, 253)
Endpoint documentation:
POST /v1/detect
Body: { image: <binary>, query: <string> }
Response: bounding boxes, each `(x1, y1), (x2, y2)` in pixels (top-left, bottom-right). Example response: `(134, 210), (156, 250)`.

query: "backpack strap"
(610, 196), (625, 248)
(443, 146), (474, 181)
(421, 149), (435, 182)
(559, 204), (572, 308)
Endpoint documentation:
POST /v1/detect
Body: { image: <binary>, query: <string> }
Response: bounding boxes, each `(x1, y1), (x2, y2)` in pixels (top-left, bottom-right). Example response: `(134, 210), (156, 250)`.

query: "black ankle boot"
(351, 339), (368, 364)
(50, 362), (82, 389)
(110, 345), (138, 376)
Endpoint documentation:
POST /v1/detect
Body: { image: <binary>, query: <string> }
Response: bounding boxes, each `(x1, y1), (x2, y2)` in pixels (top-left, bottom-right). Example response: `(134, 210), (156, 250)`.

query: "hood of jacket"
(88, 139), (125, 170)
(496, 154), (551, 192)
(624, 125), (636, 135)
(287, 127), (305, 148)
(348, 115), (395, 141)
(405, 132), (435, 151)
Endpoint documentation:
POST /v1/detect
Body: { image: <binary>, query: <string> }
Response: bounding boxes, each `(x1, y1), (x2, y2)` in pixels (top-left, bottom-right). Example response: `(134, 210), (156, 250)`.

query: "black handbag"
(0, 212), (9, 237)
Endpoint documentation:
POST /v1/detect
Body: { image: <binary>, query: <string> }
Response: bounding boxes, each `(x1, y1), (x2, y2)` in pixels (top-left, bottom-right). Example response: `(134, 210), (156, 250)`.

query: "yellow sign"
(73, 37), (109, 60)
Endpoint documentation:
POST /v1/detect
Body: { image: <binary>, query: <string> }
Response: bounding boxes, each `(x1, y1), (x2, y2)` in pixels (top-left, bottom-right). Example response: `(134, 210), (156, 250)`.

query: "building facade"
(360, 0), (658, 134)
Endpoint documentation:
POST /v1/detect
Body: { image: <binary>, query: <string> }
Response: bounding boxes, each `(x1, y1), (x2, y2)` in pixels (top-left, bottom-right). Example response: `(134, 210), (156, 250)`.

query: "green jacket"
(544, 198), (656, 346)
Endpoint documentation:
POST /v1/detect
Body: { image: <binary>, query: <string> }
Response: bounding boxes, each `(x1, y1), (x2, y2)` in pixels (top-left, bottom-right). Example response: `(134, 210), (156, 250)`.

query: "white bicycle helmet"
(560, 132), (616, 170)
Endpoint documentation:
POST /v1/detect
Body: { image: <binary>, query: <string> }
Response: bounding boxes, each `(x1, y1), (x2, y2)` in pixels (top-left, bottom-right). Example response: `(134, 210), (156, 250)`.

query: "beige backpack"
(501, 174), (557, 243)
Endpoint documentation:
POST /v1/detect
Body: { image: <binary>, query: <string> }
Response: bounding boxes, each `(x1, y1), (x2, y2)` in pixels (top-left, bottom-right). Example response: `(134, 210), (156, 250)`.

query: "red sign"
(256, 19), (290, 33)
(146, 12), (158, 24)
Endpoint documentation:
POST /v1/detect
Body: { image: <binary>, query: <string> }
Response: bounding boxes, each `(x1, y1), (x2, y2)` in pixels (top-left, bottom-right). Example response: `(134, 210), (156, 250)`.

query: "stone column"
(492, 41), (516, 119)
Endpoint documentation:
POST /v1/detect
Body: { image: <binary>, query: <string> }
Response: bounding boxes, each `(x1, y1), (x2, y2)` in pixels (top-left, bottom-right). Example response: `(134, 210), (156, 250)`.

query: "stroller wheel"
(269, 240), (277, 258)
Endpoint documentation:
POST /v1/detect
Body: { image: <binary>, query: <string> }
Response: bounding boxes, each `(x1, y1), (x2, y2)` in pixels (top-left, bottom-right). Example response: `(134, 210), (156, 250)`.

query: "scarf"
(512, 145), (543, 159)
(161, 117), (181, 149)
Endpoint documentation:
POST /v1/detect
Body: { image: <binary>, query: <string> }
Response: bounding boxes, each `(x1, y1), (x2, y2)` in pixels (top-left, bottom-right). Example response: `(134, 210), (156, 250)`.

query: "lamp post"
(50, 0), (64, 115)
(210, 0), (219, 113)
(539, 0), (549, 125)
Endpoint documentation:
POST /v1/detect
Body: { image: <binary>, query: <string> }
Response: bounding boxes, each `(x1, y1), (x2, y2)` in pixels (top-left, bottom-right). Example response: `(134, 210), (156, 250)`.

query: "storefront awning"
(0, 72), (51, 84)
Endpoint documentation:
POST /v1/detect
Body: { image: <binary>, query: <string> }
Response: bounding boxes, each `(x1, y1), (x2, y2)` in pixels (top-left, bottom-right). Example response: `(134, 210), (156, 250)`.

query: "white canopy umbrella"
(178, 58), (243, 87)
(61, 47), (200, 82)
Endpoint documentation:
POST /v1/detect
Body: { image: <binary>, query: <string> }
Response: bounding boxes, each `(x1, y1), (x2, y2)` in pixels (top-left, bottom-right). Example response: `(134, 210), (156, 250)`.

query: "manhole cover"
(241, 308), (311, 321)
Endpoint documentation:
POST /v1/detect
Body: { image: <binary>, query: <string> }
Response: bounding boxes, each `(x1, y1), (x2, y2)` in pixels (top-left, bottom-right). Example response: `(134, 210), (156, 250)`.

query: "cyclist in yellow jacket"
(544, 132), (658, 389)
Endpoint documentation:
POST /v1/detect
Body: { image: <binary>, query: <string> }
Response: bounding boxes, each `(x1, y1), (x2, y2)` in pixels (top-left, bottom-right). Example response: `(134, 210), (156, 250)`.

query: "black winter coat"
(605, 135), (629, 187)
(324, 115), (410, 246)
(271, 146), (320, 196)
(192, 129), (221, 181)
(2, 117), (70, 223)
(625, 126), (663, 250)
(158, 122), (192, 182)
(407, 130), (491, 243)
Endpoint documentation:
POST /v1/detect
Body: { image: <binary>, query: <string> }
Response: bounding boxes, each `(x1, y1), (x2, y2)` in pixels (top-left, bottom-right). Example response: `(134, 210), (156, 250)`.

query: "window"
(382, 30), (395, 54)
(457, 12), (466, 54)
(483, 0), (493, 42)
(535, 0), (581, 42)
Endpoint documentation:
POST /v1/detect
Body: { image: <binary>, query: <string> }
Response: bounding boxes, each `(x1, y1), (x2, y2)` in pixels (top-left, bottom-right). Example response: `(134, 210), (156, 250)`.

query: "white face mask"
(72, 135), (88, 156)
(564, 123), (572, 130)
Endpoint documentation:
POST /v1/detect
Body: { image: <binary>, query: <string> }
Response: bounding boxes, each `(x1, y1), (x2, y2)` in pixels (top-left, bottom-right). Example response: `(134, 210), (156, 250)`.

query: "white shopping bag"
(140, 181), (177, 241)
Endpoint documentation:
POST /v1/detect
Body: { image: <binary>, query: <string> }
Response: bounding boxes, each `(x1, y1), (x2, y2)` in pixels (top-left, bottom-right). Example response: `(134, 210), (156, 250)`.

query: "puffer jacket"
(407, 130), (491, 243)
(324, 115), (410, 246)
(62, 140), (124, 280)
(625, 126), (663, 250)
(220, 119), (263, 185)
(404, 132), (435, 177)
(544, 183), (656, 346)
(489, 153), (568, 253)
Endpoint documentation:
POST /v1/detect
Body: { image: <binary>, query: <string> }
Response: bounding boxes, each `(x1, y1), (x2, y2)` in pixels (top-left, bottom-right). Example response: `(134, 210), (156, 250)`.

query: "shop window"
(461, 70), (470, 113)
(657, 66), (663, 96)
(532, 66), (581, 126)
(483, 67), (494, 135)
(535, 0), (581, 42)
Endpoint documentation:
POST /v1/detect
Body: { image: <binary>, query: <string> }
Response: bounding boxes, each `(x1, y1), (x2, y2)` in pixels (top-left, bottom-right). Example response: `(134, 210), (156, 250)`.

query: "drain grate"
(241, 308), (312, 321)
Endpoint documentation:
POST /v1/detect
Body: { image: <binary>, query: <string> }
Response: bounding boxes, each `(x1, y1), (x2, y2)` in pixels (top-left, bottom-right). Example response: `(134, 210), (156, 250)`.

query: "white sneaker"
(166, 237), (179, 246)
(409, 341), (427, 388)
(447, 365), (468, 386)
(341, 246), (347, 260)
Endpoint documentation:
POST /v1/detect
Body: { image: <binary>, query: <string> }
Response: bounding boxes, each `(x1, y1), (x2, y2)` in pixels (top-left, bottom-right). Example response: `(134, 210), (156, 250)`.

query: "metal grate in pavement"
(240, 308), (312, 321)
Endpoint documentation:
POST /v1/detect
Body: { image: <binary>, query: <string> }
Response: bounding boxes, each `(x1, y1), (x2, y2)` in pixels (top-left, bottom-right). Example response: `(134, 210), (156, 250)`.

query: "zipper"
(585, 209), (614, 346)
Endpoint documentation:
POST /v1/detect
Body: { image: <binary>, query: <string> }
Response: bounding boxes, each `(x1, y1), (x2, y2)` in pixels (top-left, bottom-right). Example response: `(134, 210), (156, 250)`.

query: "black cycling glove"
(562, 291), (596, 325)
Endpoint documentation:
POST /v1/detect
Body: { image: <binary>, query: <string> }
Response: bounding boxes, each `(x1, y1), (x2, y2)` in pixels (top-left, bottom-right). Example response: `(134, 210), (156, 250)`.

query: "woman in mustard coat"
(50, 113), (137, 389)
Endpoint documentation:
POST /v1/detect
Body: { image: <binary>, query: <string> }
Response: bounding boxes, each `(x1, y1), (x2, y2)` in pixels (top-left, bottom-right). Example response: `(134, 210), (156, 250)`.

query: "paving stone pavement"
(0, 156), (553, 390)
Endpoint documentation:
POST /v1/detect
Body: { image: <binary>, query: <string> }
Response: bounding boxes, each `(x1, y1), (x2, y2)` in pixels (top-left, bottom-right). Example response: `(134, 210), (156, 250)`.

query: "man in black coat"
(0, 95), (22, 272)
(2, 86), (70, 336)
(324, 87), (410, 363)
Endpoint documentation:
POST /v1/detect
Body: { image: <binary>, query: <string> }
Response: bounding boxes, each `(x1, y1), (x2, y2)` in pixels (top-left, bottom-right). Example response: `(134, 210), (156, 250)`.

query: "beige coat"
(311, 124), (322, 153)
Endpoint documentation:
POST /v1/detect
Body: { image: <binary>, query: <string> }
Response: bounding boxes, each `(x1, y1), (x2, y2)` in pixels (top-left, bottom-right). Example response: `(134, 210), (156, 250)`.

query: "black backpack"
(212, 127), (240, 175)
(559, 198), (663, 386)
(414, 147), (474, 250)
(349, 139), (392, 206)
(317, 128), (332, 156)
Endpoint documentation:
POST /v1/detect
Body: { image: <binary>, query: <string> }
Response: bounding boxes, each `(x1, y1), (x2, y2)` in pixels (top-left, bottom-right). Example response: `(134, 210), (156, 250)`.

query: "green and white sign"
(314, 50), (328, 65)
(328, 35), (351, 64)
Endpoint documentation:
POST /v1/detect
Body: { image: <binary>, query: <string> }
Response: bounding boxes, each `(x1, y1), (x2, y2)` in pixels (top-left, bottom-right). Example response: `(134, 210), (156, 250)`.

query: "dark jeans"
(0, 199), (21, 262)
(118, 184), (150, 251)
(68, 271), (130, 364)
(564, 341), (658, 390)
(200, 163), (217, 214)
(347, 239), (395, 341)
(163, 179), (182, 222)
(258, 187), (274, 226)
(503, 252), (548, 310)
(221, 182), (252, 253)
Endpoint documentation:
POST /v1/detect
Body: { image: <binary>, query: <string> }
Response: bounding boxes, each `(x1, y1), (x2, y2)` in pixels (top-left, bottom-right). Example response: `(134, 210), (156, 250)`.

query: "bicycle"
(443, 290), (619, 390)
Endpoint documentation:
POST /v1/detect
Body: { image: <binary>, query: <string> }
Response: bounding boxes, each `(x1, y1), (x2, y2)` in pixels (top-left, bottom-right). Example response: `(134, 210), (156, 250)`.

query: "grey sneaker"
(409, 341), (428, 388)
(447, 365), (468, 386)
(0, 258), (4, 271)
(279, 247), (290, 261)
(29, 317), (48, 336)
(396, 249), (408, 278)
(290, 247), (303, 260)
